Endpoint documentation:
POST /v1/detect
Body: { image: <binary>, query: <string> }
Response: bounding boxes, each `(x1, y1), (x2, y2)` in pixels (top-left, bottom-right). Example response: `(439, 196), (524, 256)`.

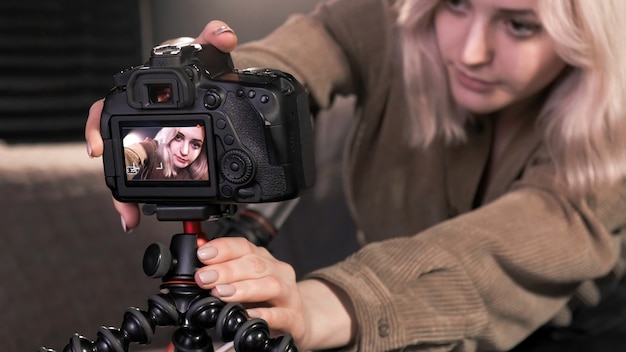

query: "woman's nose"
(460, 20), (493, 67)
(181, 143), (189, 155)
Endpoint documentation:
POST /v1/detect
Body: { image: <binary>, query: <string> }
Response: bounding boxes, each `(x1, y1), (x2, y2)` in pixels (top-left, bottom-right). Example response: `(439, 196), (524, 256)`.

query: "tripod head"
(40, 203), (298, 352)
(140, 204), (233, 281)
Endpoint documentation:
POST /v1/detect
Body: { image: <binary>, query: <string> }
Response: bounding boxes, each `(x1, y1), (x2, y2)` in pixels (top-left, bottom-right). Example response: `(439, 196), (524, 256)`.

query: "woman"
(86, 0), (626, 350)
(124, 126), (209, 181)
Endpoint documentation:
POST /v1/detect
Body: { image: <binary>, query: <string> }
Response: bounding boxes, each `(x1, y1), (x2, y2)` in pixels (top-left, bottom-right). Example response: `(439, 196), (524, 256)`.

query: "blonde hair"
(396, 0), (626, 195)
(537, 0), (626, 194)
(397, 0), (466, 147)
(154, 127), (209, 180)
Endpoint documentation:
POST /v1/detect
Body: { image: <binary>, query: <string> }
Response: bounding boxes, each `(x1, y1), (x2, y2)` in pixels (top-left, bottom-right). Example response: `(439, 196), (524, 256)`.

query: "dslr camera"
(101, 43), (315, 206)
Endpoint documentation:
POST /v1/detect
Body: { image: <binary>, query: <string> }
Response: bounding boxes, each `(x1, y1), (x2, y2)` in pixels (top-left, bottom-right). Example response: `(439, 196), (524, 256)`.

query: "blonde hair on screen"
(154, 127), (209, 180)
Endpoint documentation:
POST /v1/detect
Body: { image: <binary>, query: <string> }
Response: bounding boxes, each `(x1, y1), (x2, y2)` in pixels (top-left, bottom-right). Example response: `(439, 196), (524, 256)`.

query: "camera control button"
(221, 149), (254, 184)
(216, 118), (227, 129)
(247, 90), (256, 99)
(237, 188), (256, 199)
(260, 95), (270, 104)
(204, 91), (221, 109)
(224, 135), (235, 145)
(221, 185), (234, 198)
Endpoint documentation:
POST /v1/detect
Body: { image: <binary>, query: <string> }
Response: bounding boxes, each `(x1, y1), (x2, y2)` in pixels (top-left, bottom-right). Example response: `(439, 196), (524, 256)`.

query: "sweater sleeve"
(231, 13), (350, 110)
(123, 140), (155, 180)
(231, 0), (394, 110)
(307, 167), (626, 351)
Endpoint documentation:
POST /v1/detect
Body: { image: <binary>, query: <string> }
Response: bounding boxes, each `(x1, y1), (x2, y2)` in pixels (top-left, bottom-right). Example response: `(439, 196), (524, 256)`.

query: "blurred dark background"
(0, 1), (358, 351)
(0, 0), (326, 143)
(0, 0), (142, 142)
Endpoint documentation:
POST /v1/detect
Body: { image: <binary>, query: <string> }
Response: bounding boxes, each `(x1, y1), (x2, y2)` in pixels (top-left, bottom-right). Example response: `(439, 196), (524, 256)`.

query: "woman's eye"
(191, 141), (202, 149)
(174, 133), (184, 141)
(443, 0), (468, 12)
(507, 19), (541, 38)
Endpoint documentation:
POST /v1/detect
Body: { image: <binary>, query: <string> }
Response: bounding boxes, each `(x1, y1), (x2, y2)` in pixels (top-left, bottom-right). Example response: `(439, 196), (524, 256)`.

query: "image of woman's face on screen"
(168, 126), (205, 170)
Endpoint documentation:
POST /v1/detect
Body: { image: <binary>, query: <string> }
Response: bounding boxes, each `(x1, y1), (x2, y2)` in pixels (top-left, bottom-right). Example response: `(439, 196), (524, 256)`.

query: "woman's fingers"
(113, 197), (141, 231)
(207, 275), (286, 303)
(194, 236), (307, 346)
(246, 306), (304, 337)
(197, 237), (267, 264)
(193, 20), (238, 53)
(85, 99), (105, 158)
(197, 258), (294, 296)
(87, 100), (141, 231)
(195, 237), (296, 300)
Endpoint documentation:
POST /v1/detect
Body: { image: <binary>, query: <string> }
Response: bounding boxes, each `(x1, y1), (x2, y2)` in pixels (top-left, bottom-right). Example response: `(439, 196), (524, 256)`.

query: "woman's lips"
(454, 68), (497, 93)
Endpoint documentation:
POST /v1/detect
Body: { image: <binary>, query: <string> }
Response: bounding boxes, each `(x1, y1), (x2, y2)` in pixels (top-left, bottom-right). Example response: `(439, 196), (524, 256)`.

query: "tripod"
(40, 204), (298, 352)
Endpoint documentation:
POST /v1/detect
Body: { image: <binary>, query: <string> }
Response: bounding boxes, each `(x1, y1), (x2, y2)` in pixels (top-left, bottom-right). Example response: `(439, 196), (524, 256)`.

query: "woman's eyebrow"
(496, 8), (537, 17)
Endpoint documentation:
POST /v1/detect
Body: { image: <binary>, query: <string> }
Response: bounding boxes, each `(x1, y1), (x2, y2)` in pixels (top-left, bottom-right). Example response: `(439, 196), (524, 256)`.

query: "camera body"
(101, 43), (315, 205)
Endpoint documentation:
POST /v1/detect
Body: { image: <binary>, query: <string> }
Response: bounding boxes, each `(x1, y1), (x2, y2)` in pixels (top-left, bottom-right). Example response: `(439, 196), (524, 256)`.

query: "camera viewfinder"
(148, 83), (173, 104)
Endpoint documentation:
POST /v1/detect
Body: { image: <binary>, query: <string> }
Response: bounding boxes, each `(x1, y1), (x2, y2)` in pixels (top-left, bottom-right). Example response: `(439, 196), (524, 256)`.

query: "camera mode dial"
(221, 149), (254, 184)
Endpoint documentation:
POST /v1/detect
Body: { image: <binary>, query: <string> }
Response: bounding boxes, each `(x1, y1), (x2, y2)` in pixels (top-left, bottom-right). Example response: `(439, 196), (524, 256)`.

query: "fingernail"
(121, 216), (133, 234)
(215, 284), (236, 297)
(215, 25), (234, 36)
(198, 270), (218, 285)
(198, 246), (218, 260)
(86, 142), (93, 158)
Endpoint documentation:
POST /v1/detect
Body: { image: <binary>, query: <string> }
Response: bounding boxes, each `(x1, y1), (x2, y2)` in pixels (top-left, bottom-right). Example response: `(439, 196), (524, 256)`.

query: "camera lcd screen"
(121, 123), (210, 182)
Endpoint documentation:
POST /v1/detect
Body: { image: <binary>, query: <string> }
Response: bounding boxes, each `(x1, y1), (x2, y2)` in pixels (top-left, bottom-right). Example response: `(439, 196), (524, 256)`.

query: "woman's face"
(169, 126), (205, 169)
(434, 0), (567, 115)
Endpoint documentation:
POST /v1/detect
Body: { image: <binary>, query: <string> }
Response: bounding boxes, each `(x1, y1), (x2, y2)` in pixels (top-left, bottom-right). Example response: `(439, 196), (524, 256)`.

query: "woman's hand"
(195, 237), (357, 350)
(84, 20), (238, 231)
(195, 237), (307, 339)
